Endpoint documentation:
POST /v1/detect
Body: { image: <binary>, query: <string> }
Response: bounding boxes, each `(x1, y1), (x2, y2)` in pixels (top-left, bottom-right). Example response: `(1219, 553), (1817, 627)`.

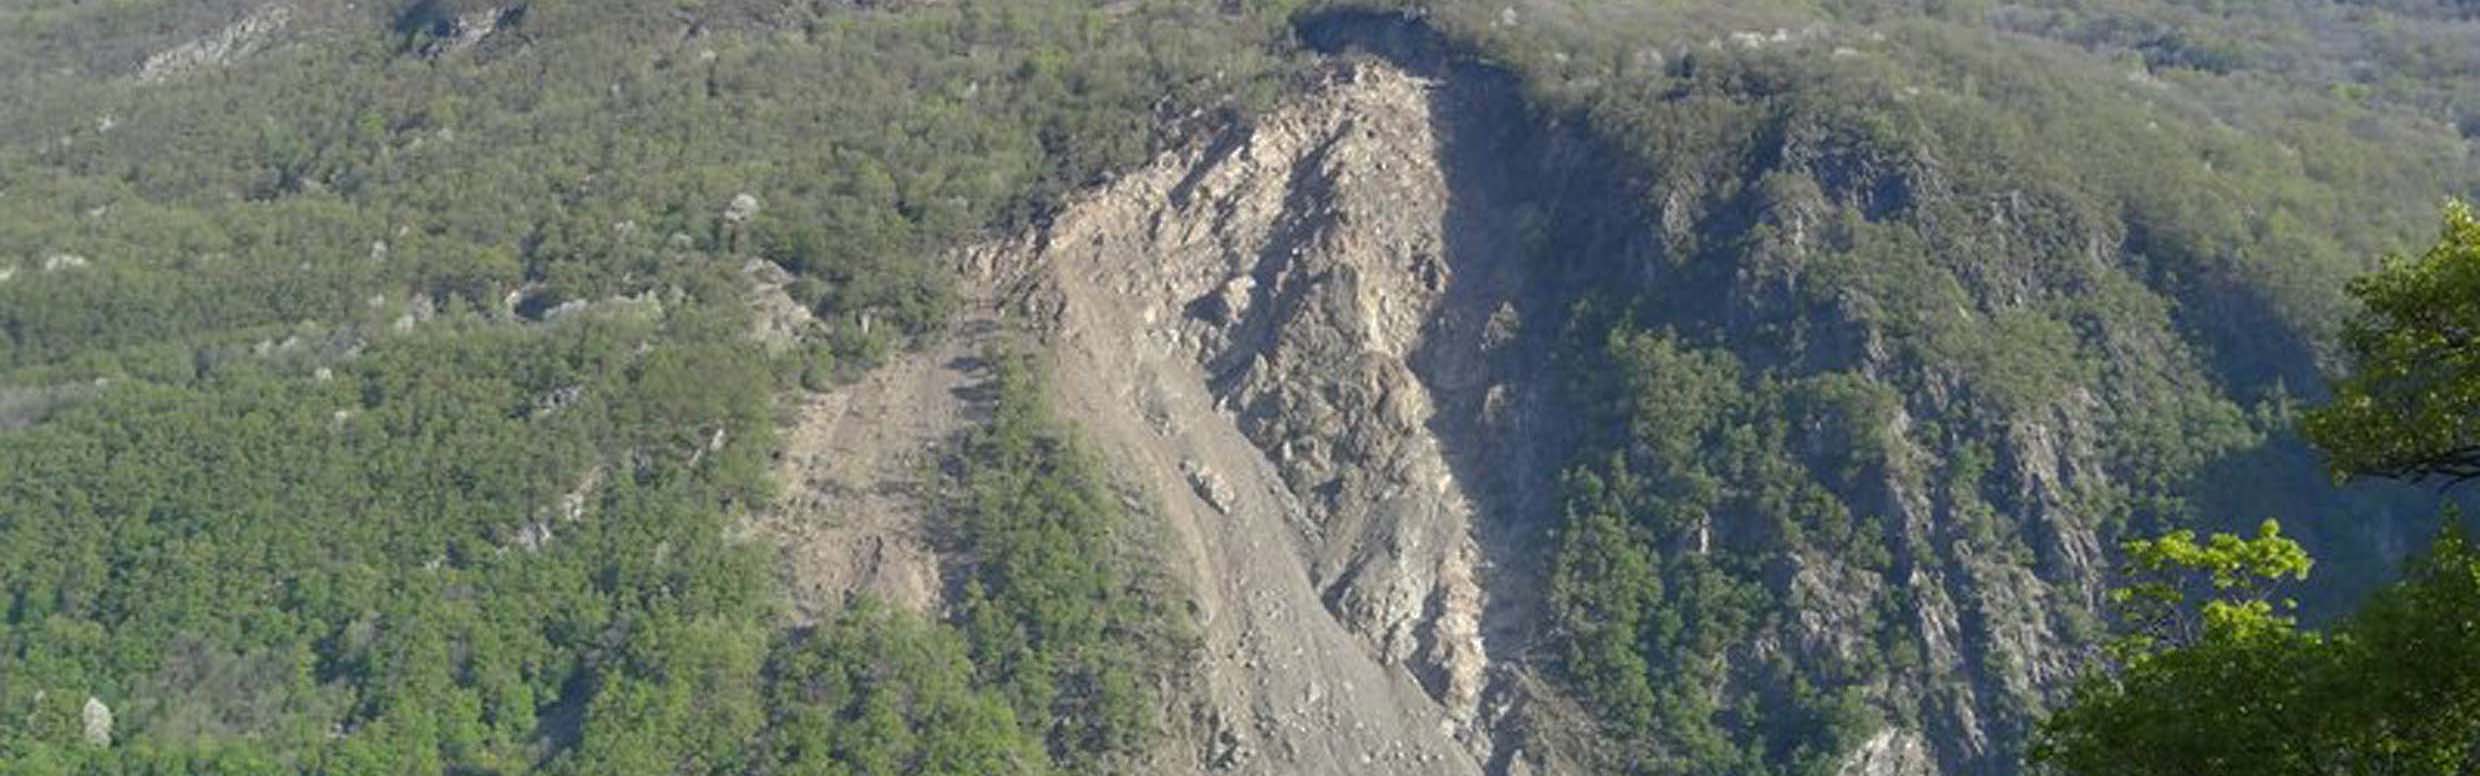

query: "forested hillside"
(0, 1), (1283, 771)
(1400, 3), (2480, 770)
(0, 0), (2472, 774)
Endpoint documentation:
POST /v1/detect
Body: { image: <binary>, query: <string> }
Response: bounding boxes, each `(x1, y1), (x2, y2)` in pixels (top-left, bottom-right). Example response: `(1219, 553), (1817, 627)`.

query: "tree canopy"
(2032, 523), (2480, 775)
(2306, 202), (2480, 484)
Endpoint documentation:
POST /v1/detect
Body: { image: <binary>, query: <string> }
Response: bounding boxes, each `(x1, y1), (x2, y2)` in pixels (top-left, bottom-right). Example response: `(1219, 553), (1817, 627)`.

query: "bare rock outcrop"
(951, 60), (1510, 773)
(138, 5), (293, 84)
(1837, 729), (1937, 776)
(81, 697), (112, 748)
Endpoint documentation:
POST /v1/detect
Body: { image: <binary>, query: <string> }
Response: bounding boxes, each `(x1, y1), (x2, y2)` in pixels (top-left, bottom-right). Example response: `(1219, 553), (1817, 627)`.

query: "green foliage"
(947, 354), (1190, 771)
(1548, 501), (1664, 732)
(2305, 202), (2480, 483)
(2102, 520), (2313, 664)
(0, 312), (783, 771)
(1545, 327), (1894, 774)
(756, 601), (1048, 776)
(2033, 523), (2480, 776)
(0, 0), (1299, 372)
(2322, 527), (2480, 773)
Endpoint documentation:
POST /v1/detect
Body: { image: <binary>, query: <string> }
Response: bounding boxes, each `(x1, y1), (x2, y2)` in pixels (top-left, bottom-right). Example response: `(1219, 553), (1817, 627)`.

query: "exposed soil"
(748, 303), (997, 623)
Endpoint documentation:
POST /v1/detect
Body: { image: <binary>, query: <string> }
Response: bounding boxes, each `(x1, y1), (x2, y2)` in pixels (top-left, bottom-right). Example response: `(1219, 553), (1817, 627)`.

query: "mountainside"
(790, 10), (2473, 771)
(0, 1), (2474, 774)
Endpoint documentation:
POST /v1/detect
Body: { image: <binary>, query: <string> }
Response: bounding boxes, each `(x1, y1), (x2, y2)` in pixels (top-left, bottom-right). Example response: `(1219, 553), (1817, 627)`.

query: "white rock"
(81, 696), (110, 747)
(724, 193), (763, 225)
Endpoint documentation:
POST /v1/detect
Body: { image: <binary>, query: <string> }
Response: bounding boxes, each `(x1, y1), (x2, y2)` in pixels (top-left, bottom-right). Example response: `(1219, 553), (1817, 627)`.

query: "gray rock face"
(408, 4), (523, 59)
(1837, 729), (1936, 776)
(138, 5), (293, 84)
(725, 193), (763, 225)
(957, 60), (1500, 774)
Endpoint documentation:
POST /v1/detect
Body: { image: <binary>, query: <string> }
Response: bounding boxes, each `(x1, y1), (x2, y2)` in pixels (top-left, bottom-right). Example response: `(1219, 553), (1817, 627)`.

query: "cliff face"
(961, 59), (1508, 774)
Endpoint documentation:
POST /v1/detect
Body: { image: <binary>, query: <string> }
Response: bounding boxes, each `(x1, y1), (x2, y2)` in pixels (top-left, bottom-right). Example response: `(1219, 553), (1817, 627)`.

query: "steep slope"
(925, 45), (1661, 774)
(978, 59), (1511, 774)
(811, 58), (1523, 775)
(768, 60), (1505, 774)
(914, 36), (1623, 772)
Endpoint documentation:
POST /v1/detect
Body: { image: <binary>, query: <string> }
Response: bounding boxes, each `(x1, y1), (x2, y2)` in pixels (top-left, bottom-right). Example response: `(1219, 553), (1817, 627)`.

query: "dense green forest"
(0, 0), (1265, 770)
(1, 0), (2475, 773)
